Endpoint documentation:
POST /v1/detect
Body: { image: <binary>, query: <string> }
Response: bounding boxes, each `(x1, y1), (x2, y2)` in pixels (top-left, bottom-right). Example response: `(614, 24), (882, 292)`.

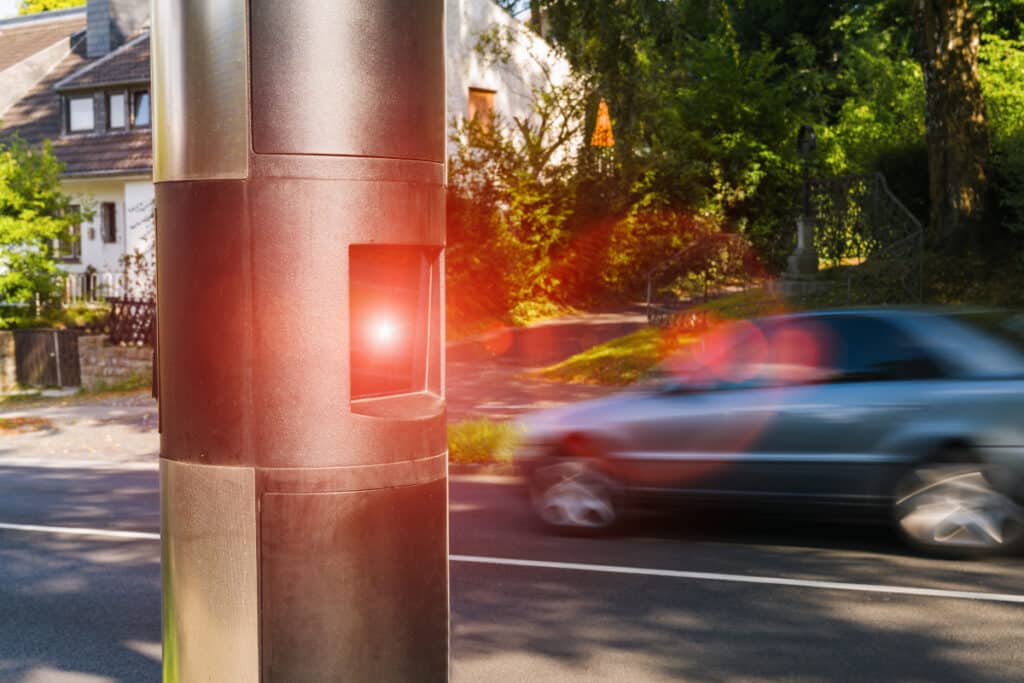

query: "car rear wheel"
(894, 461), (1024, 557)
(529, 459), (619, 533)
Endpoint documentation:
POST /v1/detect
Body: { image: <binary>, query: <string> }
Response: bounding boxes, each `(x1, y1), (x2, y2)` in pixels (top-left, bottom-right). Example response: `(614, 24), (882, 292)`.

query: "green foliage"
(926, 250), (1024, 306)
(830, 44), (925, 173)
(0, 303), (108, 331)
(447, 112), (577, 326)
(62, 303), (109, 328)
(19, 0), (84, 14)
(0, 392), (44, 407)
(449, 1), (1024, 323)
(448, 419), (521, 464)
(0, 138), (82, 321)
(83, 371), (151, 395)
(601, 207), (761, 301)
(447, 27), (587, 329)
(981, 34), (1024, 234)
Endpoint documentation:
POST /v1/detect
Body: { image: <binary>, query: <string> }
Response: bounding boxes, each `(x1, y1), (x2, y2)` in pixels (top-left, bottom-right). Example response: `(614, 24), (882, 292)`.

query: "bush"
(981, 35), (1024, 235)
(0, 138), (84, 321)
(448, 419), (521, 465)
(0, 303), (108, 330)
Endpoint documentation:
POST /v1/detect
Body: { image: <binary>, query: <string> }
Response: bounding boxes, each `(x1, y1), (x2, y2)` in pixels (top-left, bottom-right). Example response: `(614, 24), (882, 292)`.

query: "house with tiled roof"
(0, 0), (151, 280)
(0, 0), (569, 286)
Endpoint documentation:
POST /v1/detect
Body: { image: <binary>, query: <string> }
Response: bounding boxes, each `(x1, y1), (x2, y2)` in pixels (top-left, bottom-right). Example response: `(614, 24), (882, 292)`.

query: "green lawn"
(531, 326), (675, 386)
(532, 288), (784, 386)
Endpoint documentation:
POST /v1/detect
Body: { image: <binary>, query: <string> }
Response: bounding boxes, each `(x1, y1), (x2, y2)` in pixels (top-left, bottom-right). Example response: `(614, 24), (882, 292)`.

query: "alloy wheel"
(530, 460), (618, 531)
(895, 464), (1024, 555)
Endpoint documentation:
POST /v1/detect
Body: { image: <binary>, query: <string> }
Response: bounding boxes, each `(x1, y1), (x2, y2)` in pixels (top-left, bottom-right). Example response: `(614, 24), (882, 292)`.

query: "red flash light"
(349, 245), (439, 400)
(368, 314), (400, 348)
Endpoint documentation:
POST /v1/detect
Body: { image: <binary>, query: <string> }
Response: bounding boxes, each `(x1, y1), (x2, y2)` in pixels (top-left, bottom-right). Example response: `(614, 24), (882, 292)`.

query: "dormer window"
(108, 92), (126, 129)
(132, 90), (150, 127)
(67, 96), (94, 132)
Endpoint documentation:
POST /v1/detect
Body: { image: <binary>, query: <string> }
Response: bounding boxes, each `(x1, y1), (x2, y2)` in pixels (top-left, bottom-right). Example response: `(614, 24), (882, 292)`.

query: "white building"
(0, 0), (571, 292)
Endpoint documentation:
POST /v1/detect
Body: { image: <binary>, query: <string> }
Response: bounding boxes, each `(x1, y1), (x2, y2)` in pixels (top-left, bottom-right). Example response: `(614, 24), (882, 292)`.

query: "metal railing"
(107, 297), (156, 346)
(808, 172), (924, 304)
(62, 271), (129, 305)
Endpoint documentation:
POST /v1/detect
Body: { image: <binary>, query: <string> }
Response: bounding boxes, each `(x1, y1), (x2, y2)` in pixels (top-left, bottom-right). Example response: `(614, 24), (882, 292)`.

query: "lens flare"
(369, 315), (399, 347)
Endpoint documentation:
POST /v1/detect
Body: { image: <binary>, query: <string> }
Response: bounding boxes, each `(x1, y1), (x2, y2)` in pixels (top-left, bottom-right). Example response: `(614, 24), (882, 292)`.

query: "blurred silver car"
(515, 309), (1024, 556)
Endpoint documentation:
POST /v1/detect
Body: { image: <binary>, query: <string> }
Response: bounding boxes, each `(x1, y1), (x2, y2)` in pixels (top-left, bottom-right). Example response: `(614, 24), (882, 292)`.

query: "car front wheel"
(529, 459), (619, 533)
(894, 462), (1024, 557)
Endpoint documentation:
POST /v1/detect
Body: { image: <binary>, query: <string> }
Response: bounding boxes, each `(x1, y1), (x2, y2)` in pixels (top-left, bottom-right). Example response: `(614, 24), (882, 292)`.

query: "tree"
(19, 0), (85, 14)
(447, 25), (588, 324)
(0, 138), (82, 318)
(913, 0), (991, 248)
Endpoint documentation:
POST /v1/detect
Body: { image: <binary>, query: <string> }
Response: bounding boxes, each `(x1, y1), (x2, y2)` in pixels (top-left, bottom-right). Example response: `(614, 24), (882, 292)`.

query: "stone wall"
(78, 334), (152, 391)
(0, 331), (15, 394)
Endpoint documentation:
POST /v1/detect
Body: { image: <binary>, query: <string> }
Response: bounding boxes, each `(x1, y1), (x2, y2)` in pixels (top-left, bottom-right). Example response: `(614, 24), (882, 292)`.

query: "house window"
(132, 90), (150, 127)
(467, 88), (496, 131)
(108, 92), (126, 129)
(67, 96), (94, 132)
(100, 202), (117, 243)
(54, 204), (82, 262)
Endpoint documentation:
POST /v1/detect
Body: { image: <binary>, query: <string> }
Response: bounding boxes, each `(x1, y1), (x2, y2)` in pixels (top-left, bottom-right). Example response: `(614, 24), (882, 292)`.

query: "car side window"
(816, 316), (945, 382)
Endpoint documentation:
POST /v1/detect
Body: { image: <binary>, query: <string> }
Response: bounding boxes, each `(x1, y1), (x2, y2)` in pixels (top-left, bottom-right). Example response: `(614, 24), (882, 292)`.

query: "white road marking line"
(0, 457), (159, 471)
(3, 522), (1022, 605)
(0, 522), (159, 540)
(449, 554), (1024, 605)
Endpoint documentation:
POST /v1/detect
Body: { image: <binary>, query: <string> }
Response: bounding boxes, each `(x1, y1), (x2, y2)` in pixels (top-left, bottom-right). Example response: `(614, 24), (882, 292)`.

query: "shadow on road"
(0, 466), (161, 682)
(0, 534), (160, 683)
(0, 466), (158, 531)
(450, 478), (1024, 594)
(450, 479), (1024, 682)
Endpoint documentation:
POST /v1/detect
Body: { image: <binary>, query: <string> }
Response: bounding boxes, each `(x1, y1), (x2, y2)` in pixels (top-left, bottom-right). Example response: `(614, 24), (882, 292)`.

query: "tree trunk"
(914, 0), (989, 250)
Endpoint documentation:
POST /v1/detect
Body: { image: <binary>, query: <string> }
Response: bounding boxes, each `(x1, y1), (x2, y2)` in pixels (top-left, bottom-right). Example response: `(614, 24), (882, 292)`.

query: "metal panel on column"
(154, 1), (449, 680)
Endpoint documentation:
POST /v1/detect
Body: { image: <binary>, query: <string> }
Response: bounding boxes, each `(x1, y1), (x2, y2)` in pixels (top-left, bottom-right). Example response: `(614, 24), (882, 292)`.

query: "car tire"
(528, 458), (621, 535)
(893, 450), (1024, 558)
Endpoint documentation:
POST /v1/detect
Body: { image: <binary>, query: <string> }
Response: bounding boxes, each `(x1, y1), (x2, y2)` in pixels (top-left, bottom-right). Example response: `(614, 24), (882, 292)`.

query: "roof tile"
(0, 30), (152, 177)
(0, 13), (85, 73)
(57, 33), (149, 90)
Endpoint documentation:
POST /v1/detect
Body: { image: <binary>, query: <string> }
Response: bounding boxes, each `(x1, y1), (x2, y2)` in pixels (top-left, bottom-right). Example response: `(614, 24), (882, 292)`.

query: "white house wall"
(124, 180), (155, 254)
(55, 2), (570, 276)
(445, 0), (572, 155)
(61, 176), (150, 275)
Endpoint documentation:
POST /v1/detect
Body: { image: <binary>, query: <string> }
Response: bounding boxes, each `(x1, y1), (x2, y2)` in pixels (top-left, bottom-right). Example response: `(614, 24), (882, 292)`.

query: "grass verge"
(0, 391), (44, 406)
(531, 327), (673, 385)
(0, 374), (152, 409)
(82, 372), (152, 395)
(448, 419), (521, 465)
(531, 287), (785, 386)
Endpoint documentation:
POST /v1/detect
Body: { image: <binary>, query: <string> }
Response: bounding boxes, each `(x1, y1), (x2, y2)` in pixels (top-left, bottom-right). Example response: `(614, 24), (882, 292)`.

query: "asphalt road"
(1, 464), (1023, 682)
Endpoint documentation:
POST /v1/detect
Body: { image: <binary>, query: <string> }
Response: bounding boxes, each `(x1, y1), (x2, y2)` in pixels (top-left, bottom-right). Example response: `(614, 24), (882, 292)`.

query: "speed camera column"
(153, 2), (448, 681)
